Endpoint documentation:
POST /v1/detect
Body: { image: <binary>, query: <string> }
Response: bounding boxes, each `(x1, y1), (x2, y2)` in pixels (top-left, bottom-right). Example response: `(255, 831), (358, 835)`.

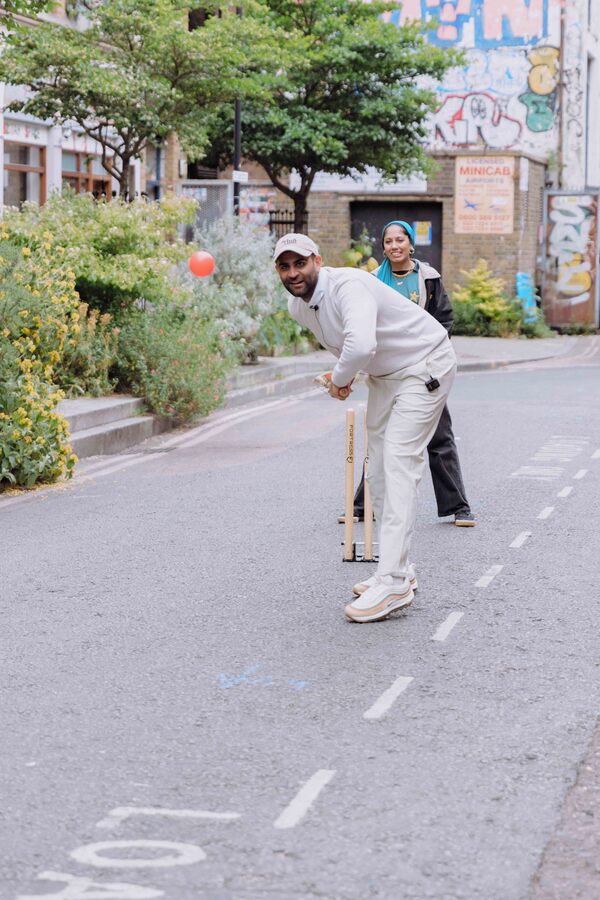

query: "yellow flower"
(12, 429), (20, 440)
(24, 435), (32, 444)
(18, 309), (29, 317)
(36, 436), (45, 446)
(22, 247), (31, 257)
(1, 328), (9, 337)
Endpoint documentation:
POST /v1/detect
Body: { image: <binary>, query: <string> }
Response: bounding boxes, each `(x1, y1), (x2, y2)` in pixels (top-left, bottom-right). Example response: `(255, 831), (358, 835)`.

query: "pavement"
(58, 335), (582, 459)
(226, 334), (576, 399)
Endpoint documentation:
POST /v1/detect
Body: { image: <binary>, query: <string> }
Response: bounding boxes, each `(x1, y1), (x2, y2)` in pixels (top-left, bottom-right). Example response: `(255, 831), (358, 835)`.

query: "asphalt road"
(2, 347), (600, 900)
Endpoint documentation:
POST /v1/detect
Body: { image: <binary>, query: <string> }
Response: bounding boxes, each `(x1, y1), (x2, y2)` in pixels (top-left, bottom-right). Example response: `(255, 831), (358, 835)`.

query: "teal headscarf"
(376, 220), (415, 289)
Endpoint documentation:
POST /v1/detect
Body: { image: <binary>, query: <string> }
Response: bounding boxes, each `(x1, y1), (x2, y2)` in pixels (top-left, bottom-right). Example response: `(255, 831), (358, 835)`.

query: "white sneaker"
(353, 564), (418, 596)
(344, 575), (414, 623)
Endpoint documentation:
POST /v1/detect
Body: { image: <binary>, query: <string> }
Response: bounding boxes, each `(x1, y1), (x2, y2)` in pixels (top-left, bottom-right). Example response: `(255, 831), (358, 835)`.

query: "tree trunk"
(293, 192), (308, 233)
(119, 160), (130, 200)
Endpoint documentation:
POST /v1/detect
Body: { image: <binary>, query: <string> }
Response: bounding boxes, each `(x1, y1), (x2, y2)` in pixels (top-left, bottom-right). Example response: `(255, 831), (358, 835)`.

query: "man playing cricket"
(274, 233), (457, 623)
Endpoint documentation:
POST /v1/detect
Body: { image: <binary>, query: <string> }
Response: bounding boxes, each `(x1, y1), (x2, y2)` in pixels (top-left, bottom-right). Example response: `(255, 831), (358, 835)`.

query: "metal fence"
(268, 209), (308, 239)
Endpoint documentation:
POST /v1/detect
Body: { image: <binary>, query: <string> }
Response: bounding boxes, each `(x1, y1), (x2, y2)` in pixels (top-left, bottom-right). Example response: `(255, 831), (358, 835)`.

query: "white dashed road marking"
(510, 531), (531, 548)
(363, 676), (414, 721)
(96, 806), (241, 830)
(475, 565), (504, 588)
(557, 486), (573, 497)
(574, 468), (588, 480)
(432, 612), (464, 642)
(537, 507), (554, 520)
(510, 466), (564, 480)
(274, 770), (336, 829)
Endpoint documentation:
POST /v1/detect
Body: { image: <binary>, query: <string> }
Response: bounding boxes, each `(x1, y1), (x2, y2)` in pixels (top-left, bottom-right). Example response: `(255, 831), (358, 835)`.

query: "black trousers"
(354, 403), (470, 518)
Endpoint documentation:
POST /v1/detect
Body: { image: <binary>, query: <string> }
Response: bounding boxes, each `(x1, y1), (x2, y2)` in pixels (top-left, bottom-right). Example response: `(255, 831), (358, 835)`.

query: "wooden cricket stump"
(343, 406), (379, 563)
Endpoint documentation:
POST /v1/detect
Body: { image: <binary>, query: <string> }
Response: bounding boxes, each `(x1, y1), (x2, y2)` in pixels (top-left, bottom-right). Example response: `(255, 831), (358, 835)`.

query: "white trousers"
(365, 341), (457, 579)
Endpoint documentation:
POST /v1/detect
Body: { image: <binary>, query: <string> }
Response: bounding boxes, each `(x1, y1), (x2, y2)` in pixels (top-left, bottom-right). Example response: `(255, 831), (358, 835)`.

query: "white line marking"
(162, 389), (319, 451)
(475, 565), (504, 587)
(77, 454), (140, 476)
(432, 611), (464, 642)
(17, 870), (164, 899)
(537, 506), (554, 520)
(510, 466), (563, 480)
(175, 390), (318, 451)
(83, 455), (154, 481)
(70, 840), (205, 868)
(573, 468), (588, 480)
(510, 531), (531, 548)
(592, 449), (600, 459)
(274, 769), (335, 829)
(96, 806), (241, 830)
(363, 675), (414, 721)
(557, 485), (573, 497)
(0, 494), (31, 510)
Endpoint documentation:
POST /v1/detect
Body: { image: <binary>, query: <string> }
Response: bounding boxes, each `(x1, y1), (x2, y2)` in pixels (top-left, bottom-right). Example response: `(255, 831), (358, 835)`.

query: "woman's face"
(383, 224), (412, 268)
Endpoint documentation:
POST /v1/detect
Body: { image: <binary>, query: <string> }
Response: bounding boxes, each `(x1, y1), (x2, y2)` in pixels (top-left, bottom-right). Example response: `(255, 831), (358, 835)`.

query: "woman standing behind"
(355, 219), (475, 527)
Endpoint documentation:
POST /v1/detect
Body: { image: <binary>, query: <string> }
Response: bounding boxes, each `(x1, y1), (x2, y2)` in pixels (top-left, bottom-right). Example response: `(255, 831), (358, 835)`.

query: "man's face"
(275, 251), (321, 301)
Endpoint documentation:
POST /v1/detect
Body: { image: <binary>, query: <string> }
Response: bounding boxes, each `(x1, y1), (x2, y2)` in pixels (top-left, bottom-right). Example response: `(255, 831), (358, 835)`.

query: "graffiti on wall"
(561, 21), (585, 188)
(545, 193), (598, 325)
(434, 93), (522, 148)
(384, 0), (559, 153)
(388, 0), (549, 49)
(518, 45), (559, 132)
(432, 43), (559, 151)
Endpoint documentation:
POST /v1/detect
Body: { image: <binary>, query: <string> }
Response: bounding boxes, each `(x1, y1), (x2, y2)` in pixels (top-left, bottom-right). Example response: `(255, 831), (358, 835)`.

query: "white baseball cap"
(273, 233), (320, 261)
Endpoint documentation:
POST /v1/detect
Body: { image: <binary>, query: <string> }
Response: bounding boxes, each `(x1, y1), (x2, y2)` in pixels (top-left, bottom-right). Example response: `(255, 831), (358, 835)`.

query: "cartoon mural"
(389, 0), (560, 154)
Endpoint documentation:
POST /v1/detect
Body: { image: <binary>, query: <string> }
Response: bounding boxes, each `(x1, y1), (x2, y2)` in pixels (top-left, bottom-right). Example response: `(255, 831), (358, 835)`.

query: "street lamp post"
(233, 5), (243, 215)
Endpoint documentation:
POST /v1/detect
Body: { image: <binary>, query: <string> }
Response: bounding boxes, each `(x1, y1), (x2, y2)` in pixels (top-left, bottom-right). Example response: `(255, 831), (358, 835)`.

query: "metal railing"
(268, 209), (308, 238)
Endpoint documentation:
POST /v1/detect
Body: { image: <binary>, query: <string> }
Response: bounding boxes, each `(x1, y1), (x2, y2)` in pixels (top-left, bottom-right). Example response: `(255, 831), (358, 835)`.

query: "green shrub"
(451, 260), (551, 338)
(342, 228), (379, 273)
(59, 302), (120, 397)
(189, 217), (284, 361)
(4, 191), (197, 318)
(0, 229), (77, 488)
(115, 306), (232, 421)
(255, 293), (314, 356)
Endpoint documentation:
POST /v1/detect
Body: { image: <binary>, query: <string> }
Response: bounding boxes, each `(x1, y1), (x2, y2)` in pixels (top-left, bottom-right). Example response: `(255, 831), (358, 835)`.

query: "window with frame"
(4, 143), (46, 207)
(62, 151), (112, 196)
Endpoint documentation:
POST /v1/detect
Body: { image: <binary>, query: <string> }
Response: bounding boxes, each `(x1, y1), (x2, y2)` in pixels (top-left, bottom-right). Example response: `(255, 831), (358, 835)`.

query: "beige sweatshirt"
(287, 266), (449, 386)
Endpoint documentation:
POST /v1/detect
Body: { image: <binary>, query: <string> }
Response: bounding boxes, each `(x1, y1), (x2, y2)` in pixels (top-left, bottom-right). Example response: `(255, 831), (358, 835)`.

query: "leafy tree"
(0, 0), (282, 195)
(0, 0), (51, 30)
(204, 0), (461, 230)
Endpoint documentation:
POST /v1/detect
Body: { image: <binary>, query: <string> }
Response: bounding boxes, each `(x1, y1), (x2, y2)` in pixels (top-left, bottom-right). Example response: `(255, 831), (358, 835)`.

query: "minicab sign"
(454, 156), (515, 234)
